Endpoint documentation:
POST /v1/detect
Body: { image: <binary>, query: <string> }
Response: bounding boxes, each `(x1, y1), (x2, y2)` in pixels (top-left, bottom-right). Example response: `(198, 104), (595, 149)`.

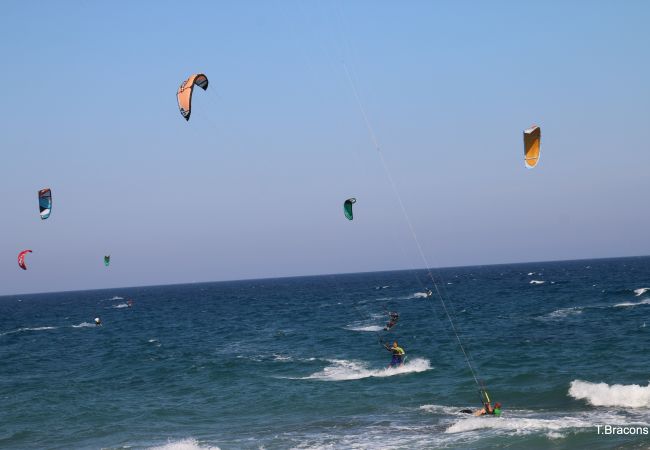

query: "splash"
(297, 358), (431, 381)
(634, 288), (650, 297)
(72, 322), (95, 328)
(568, 380), (650, 408)
(149, 438), (220, 450)
(346, 324), (383, 332)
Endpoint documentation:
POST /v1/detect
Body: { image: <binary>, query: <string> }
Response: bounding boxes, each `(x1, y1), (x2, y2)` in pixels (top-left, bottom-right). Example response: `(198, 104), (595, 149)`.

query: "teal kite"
(344, 198), (356, 220)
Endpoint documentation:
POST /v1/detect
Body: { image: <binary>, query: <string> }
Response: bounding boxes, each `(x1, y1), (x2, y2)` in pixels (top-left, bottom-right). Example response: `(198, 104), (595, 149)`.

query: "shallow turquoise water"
(1, 257), (650, 449)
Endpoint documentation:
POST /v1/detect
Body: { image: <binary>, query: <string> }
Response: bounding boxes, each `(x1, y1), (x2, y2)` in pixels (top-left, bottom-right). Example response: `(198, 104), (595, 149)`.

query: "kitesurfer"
(94, 317), (102, 326)
(474, 401), (502, 417)
(426, 289), (433, 298)
(384, 312), (399, 331)
(384, 340), (405, 368)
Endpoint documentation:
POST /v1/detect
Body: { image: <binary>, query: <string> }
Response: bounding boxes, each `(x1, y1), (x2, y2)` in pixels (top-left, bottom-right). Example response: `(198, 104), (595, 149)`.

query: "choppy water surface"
(1, 257), (650, 449)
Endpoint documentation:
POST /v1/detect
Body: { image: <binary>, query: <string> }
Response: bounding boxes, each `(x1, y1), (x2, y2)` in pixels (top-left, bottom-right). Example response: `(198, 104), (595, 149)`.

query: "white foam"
(404, 292), (429, 299)
(530, 280), (545, 285)
(546, 431), (565, 439)
(614, 299), (650, 308)
(113, 303), (129, 308)
(446, 415), (591, 434)
(569, 380), (650, 408)
(634, 288), (650, 297)
(72, 322), (95, 328)
(0, 326), (57, 336)
(346, 325), (384, 332)
(273, 354), (292, 361)
(419, 404), (467, 415)
(544, 307), (583, 320)
(527, 272), (534, 276)
(296, 358), (431, 381)
(110, 296), (124, 300)
(149, 438), (220, 450)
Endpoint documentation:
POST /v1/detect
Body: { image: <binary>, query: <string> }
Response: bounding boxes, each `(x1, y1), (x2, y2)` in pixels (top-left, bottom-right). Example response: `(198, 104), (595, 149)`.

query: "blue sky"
(1, 1), (649, 295)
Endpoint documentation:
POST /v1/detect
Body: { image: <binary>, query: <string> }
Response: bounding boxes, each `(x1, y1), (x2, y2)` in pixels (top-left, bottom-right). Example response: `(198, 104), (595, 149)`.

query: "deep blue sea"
(2, 257), (650, 449)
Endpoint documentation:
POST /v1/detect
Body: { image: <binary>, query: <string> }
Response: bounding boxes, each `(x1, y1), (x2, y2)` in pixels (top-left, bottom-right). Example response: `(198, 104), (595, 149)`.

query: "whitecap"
(543, 307), (583, 320)
(530, 280), (545, 285)
(0, 326), (57, 336)
(634, 288), (650, 297)
(113, 303), (129, 309)
(614, 299), (650, 308)
(569, 380), (650, 408)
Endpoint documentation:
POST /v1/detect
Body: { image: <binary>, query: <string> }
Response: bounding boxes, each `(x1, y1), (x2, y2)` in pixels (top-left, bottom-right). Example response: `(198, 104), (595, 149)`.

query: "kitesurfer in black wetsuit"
(384, 312), (399, 331)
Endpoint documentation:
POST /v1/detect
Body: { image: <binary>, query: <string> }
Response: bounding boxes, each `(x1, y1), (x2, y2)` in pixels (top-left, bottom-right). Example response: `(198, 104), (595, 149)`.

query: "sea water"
(1, 256), (650, 449)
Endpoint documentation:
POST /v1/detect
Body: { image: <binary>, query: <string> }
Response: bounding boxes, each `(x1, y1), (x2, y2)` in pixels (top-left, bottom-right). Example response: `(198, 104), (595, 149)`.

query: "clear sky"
(1, 1), (649, 295)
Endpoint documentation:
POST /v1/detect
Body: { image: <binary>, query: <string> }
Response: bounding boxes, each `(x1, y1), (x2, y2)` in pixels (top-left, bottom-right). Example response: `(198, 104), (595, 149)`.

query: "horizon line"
(3, 253), (648, 299)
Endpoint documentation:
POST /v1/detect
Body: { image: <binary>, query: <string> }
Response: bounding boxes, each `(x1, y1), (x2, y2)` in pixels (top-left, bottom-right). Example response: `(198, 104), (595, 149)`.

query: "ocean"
(1, 256), (650, 449)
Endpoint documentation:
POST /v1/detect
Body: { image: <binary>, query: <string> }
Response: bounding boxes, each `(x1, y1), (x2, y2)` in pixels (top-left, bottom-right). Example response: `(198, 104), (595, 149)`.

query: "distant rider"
(384, 340), (405, 368)
(384, 312), (399, 331)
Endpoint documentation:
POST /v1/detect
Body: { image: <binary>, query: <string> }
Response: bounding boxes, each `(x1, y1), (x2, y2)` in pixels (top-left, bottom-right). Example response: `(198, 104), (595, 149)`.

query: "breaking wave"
(530, 280), (545, 285)
(634, 288), (650, 297)
(568, 380), (650, 408)
(113, 303), (129, 308)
